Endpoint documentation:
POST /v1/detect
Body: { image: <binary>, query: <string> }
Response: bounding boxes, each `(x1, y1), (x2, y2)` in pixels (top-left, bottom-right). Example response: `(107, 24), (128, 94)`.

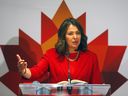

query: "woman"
(17, 18), (103, 84)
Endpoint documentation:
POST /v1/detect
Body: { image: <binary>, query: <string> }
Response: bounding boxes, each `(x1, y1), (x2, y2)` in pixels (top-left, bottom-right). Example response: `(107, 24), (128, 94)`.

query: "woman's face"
(65, 24), (81, 52)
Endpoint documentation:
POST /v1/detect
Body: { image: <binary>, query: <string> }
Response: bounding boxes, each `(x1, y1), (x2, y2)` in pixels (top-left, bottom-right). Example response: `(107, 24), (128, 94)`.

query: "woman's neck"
(66, 50), (80, 61)
(68, 48), (78, 53)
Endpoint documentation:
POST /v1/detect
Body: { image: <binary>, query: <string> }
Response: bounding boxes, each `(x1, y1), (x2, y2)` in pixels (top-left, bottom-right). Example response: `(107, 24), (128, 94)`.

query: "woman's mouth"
(72, 41), (79, 45)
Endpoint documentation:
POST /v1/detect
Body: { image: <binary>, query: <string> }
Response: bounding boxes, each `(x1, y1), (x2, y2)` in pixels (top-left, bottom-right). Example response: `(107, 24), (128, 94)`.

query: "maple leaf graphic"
(0, 30), (44, 94)
(0, 13), (57, 94)
(0, 1), (127, 95)
(88, 30), (127, 93)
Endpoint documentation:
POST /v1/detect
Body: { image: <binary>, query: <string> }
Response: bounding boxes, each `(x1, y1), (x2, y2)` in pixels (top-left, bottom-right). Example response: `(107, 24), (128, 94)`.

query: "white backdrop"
(0, 0), (128, 96)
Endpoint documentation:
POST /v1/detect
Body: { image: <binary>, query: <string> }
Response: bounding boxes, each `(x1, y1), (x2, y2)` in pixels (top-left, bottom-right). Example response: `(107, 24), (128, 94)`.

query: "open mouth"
(72, 41), (79, 45)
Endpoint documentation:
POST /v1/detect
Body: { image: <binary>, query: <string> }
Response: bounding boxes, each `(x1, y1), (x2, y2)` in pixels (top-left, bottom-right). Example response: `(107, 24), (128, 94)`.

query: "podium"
(19, 82), (111, 96)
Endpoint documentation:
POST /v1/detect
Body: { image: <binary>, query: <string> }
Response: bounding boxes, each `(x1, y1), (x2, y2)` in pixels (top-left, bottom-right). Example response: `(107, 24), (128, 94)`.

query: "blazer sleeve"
(29, 52), (49, 80)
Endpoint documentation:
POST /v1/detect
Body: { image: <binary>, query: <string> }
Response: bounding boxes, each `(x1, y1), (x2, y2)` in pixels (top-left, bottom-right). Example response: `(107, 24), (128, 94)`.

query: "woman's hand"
(16, 54), (31, 78)
(16, 54), (27, 75)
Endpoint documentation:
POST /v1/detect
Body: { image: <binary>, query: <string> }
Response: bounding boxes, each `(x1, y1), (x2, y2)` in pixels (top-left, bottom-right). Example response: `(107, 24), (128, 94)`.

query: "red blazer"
(30, 48), (103, 84)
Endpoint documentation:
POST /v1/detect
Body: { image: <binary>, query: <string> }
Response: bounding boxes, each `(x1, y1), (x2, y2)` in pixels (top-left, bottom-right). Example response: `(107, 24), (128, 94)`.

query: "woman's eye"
(66, 31), (80, 35)
(67, 32), (73, 35)
(76, 31), (81, 34)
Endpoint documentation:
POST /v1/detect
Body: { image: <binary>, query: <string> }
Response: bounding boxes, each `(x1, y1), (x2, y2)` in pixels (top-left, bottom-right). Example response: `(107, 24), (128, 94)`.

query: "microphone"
(66, 51), (71, 84)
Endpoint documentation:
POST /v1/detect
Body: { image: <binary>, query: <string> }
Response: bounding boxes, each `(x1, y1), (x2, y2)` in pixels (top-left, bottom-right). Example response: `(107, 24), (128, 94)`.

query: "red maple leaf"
(88, 30), (127, 93)
(0, 13), (56, 94)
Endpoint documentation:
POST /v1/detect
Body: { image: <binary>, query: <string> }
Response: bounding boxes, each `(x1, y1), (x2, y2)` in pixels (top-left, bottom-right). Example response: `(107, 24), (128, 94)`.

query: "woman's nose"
(73, 34), (77, 38)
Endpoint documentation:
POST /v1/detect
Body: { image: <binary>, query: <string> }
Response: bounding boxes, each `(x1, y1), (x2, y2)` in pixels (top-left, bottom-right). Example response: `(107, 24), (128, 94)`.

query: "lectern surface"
(19, 83), (111, 96)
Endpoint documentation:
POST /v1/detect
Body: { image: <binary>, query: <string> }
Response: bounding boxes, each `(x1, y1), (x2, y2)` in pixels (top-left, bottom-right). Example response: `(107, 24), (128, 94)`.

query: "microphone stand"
(66, 52), (72, 94)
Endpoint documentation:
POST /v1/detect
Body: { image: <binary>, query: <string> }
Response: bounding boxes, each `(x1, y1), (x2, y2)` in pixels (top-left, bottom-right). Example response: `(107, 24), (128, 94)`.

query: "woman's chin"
(69, 46), (78, 51)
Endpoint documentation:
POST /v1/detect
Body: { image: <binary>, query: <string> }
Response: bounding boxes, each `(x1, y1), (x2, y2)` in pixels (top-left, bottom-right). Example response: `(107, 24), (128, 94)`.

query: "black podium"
(19, 83), (111, 96)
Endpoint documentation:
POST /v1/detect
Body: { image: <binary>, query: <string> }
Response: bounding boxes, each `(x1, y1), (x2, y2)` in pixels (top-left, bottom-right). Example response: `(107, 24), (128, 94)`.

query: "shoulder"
(44, 48), (64, 61)
(81, 50), (97, 58)
(80, 50), (98, 63)
(46, 48), (56, 53)
(45, 48), (58, 56)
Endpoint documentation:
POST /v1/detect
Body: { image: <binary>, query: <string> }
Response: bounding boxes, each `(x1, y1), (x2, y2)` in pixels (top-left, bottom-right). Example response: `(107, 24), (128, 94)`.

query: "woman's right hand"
(16, 54), (27, 75)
